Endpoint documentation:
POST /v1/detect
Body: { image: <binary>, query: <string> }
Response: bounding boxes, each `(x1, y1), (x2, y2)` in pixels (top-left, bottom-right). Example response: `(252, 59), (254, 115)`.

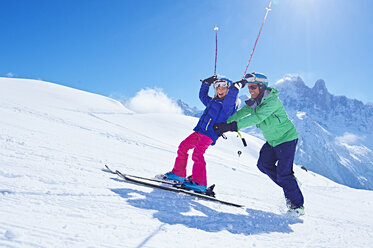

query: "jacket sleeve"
(235, 97), (281, 130)
(227, 105), (252, 123)
(199, 83), (212, 107)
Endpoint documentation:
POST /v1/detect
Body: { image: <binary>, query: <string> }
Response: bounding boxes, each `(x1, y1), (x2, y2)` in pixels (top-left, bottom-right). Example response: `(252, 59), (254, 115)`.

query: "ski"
(110, 168), (244, 208)
(105, 165), (244, 207)
(104, 165), (175, 185)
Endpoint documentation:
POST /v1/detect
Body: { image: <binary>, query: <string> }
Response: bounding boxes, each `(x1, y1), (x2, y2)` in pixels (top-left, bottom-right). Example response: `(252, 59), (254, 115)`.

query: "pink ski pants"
(172, 132), (213, 186)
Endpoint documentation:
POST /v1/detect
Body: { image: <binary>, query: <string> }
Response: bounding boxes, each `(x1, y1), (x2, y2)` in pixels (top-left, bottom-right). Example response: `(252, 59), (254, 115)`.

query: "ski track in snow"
(1, 77), (373, 248)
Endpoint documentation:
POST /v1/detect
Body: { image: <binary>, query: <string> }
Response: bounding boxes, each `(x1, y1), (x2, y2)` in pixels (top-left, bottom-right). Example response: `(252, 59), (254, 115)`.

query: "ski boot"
(286, 198), (305, 216)
(181, 177), (207, 193)
(287, 206), (305, 216)
(155, 172), (185, 183)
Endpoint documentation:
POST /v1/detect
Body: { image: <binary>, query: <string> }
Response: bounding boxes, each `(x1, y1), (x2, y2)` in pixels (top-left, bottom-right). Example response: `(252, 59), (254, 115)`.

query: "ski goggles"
(248, 84), (259, 90)
(245, 73), (259, 90)
(244, 72), (269, 84)
(244, 73), (256, 82)
(213, 78), (232, 88)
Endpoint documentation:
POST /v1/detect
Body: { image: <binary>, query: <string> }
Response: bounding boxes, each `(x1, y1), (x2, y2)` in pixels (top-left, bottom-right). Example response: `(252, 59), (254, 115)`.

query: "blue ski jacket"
(194, 83), (239, 145)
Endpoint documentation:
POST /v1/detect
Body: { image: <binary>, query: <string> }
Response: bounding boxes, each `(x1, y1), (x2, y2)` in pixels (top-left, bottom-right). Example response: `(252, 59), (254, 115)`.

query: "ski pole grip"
(242, 138), (247, 147)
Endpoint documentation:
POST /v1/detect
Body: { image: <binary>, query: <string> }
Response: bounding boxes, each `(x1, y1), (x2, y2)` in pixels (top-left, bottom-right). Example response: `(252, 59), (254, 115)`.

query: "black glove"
(213, 121), (238, 135)
(233, 79), (247, 90)
(200, 75), (217, 86)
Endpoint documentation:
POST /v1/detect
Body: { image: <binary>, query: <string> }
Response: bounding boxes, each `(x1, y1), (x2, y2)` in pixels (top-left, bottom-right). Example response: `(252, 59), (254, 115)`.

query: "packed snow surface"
(1, 77), (372, 248)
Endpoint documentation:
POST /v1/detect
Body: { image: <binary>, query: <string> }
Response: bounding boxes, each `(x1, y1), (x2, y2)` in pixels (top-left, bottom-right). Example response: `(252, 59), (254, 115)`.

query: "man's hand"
(233, 79), (248, 90)
(213, 121), (238, 135)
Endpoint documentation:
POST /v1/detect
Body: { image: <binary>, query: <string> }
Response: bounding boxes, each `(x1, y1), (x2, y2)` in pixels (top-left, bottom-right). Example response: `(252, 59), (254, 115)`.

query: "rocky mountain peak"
(312, 79), (329, 95)
(274, 75), (307, 89)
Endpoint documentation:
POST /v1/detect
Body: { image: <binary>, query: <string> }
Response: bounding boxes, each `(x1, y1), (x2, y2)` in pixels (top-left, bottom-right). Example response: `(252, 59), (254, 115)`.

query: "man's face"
(248, 83), (260, 98)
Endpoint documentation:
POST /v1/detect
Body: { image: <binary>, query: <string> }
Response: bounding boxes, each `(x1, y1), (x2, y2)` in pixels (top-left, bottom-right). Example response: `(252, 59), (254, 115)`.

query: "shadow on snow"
(110, 182), (302, 235)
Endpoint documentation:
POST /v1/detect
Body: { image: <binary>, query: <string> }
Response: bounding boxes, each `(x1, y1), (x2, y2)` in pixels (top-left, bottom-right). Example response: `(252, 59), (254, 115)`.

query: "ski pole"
(199, 26), (219, 83)
(237, 131), (247, 147)
(214, 26), (219, 76)
(242, 1), (272, 78)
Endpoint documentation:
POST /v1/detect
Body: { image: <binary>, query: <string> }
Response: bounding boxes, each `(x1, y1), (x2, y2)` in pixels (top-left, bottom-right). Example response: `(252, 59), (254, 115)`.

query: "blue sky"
(1, 0), (372, 108)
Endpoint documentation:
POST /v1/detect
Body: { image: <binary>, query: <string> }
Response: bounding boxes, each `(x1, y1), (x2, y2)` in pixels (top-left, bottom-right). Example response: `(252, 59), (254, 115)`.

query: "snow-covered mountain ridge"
(1, 77), (373, 247)
(177, 99), (203, 117)
(275, 76), (373, 132)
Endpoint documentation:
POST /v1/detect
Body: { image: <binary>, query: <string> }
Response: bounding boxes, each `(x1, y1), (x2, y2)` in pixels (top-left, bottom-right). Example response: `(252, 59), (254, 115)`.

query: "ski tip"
(102, 165), (116, 174)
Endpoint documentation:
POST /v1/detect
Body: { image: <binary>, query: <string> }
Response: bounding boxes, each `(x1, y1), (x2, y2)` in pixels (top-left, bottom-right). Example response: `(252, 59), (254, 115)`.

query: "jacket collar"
(245, 88), (273, 110)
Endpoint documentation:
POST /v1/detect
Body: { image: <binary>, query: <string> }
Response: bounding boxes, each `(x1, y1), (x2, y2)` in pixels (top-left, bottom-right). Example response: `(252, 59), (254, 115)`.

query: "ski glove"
(213, 121), (238, 135)
(201, 75), (217, 86)
(233, 79), (247, 90)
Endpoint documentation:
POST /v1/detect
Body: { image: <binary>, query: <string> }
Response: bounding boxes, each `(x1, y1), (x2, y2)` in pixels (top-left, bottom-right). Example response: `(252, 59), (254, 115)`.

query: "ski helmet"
(244, 72), (268, 91)
(213, 76), (232, 89)
(244, 72), (268, 86)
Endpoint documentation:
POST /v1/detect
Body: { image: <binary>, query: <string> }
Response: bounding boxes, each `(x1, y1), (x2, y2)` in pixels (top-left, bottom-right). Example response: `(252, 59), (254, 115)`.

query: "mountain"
(177, 99), (203, 117)
(1, 77), (372, 247)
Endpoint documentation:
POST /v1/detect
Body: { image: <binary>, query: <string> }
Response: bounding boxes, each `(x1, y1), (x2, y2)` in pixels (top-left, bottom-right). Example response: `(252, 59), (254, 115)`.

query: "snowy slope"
(1, 77), (372, 248)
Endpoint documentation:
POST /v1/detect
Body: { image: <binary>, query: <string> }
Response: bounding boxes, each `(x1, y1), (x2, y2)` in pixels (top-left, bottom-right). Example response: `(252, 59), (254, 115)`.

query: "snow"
(1, 77), (373, 248)
(335, 132), (364, 145)
(124, 88), (183, 114)
(296, 111), (306, 120)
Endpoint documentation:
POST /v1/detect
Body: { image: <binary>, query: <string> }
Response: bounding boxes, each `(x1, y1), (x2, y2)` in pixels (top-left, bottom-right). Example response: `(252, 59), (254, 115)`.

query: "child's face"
(216, 86), (228, 99)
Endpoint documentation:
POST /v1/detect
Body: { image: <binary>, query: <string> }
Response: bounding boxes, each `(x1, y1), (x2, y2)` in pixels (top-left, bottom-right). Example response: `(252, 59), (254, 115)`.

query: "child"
(161, 75), (242, 193)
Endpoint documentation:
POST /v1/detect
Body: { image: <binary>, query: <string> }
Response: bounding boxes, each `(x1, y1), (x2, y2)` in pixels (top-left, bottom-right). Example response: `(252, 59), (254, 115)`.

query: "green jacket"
(227, 87), (298, 147)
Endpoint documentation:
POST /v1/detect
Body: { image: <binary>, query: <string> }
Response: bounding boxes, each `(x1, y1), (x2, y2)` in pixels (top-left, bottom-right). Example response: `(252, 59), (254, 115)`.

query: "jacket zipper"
(274, 114), (281, 123)
(206, 118), (212, 130)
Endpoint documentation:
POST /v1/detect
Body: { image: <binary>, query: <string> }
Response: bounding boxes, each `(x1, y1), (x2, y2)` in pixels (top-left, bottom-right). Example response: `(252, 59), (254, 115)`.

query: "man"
(213, 72), (304, 215)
